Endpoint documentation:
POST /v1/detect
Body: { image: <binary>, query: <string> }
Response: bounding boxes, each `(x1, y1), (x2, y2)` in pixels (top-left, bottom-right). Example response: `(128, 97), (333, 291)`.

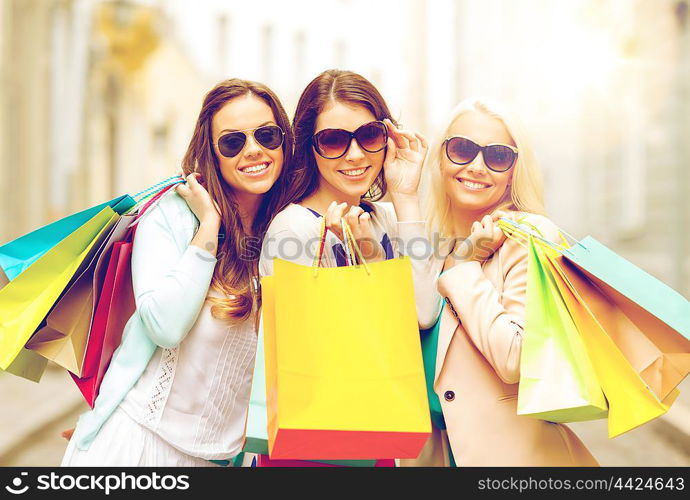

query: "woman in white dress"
(62, 78), (295, 466)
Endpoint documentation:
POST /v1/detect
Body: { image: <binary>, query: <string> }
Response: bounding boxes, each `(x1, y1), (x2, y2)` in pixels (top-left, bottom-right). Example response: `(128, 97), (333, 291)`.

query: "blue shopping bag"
(0, 195), (135, 281)
(565, 237), (690, 340)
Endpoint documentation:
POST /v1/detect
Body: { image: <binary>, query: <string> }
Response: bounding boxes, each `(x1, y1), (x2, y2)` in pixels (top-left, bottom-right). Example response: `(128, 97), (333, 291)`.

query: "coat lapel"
(434, 303), (459, 385)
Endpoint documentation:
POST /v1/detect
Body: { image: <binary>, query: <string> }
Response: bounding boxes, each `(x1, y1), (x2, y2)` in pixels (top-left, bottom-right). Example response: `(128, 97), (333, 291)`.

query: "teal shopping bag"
(245, 326), (269, 454)
(0, 195), (135, 280)
(564, 237), (690, 340)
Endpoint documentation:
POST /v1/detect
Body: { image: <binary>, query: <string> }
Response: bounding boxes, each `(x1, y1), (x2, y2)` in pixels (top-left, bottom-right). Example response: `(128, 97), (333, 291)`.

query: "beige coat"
(405, 214), (598, 467)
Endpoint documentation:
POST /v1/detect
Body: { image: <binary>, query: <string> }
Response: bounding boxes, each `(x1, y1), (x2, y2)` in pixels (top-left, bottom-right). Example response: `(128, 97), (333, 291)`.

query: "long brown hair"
(181, 79), (294, 322)
(289, 69), (397, 203)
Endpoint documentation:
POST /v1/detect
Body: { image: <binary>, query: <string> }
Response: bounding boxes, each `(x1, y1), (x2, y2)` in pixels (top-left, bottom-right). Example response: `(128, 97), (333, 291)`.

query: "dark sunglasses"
(214, 125), (284, 158)
(444, 136), (518, 172)
(312, 120), (388, 160)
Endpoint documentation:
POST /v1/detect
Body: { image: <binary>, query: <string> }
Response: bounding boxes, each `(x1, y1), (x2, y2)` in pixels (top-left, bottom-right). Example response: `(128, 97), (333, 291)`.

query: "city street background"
(1, 0), (689, 466)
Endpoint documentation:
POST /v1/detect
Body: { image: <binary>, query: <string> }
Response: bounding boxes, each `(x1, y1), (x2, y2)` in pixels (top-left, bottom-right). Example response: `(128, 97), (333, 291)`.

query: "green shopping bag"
(518, 238), (608, 422)
(0, 206), (118, 369)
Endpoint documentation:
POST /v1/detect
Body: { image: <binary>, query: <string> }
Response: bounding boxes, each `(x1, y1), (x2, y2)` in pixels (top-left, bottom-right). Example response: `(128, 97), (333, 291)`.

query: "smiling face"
(442, 110), (515, 214)
(312, 102), (385, 203)
(211, 94), (284, 197)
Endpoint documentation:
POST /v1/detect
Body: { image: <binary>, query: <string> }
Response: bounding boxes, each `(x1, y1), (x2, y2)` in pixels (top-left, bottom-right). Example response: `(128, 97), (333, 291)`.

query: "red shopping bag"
(71, 237), (135, 406)
(256, 455), (394, 467)
(71, 184), (177, 406)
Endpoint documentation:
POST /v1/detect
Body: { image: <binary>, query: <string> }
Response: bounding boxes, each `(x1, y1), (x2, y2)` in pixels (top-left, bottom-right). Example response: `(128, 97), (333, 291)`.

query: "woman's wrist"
(389, 192), (422, 222)
(200, 215), (221, 229)
(389, 191), (419, 204)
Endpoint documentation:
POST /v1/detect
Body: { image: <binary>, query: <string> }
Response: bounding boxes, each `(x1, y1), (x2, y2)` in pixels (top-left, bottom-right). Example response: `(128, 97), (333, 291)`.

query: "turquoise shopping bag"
(245, 325), (269, 454)
(564, 237), (690, 340)
(0, 195), (135, 281)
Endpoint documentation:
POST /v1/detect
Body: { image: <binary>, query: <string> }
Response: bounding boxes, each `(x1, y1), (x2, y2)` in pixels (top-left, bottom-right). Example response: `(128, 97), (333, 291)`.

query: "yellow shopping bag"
(0, 267), (47, 381)
(25, 212), (122, 375)
(544, 250), (678, 437)
(262, 221), (430, 460)
(0, 206), (117, 369)
(499, 218), (681, 437)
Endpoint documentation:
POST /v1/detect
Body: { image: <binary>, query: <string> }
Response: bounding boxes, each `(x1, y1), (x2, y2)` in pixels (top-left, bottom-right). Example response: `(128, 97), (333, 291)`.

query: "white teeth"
(341, 168), (367, 177)
(460, 179), (489, 189)
(241, 162), (269, 173)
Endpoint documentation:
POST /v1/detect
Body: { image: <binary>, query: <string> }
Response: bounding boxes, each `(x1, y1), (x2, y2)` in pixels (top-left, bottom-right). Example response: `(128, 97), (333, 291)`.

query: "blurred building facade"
(411, 0), (690, 296)
(1, 0), (688, 296)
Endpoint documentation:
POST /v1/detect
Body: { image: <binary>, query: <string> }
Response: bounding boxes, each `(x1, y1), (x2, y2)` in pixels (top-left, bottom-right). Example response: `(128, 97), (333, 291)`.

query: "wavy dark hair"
(289, 69), (398, 203)
(181, 78), (294, 322)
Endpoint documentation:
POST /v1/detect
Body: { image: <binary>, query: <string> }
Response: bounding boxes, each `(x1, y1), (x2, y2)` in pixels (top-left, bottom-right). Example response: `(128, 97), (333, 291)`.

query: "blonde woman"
(405, 98), (598, 467)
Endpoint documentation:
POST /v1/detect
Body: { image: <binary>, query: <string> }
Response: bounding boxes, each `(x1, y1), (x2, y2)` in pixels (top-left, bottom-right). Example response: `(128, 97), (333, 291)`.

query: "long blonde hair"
(421, 97), (546, 243)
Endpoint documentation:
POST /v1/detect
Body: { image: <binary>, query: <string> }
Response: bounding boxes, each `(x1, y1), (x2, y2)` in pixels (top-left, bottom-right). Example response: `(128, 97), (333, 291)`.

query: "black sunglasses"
(444, 136), (518, 172)
(214, 125), (284, 158)
(312, 121), (388, 160)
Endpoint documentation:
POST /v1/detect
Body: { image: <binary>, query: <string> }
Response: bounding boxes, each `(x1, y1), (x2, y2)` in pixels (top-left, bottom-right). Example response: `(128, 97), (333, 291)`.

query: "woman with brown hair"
(256, 69), (436, 465)
(260, 69), (432, 284)
(62, 78), (295, 466)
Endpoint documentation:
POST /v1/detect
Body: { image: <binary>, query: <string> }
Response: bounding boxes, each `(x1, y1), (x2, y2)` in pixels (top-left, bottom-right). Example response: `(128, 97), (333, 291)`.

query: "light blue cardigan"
(72, 190), (217, 450)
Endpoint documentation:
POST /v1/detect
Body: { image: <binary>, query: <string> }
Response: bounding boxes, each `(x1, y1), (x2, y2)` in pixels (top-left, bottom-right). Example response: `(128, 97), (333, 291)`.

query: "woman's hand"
(324, 202), (385, 262)
(175, 173), (221, 225)
(446, 211), (515, 267)
(382, 119), (428, 198)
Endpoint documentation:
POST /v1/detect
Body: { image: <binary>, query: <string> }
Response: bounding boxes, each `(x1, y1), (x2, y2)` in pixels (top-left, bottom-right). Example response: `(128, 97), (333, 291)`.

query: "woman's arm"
(131, 192), (218, 348)
(259, 208), (324, 278)
(438, 215), (560, 384)
(376, 201), (443, 329)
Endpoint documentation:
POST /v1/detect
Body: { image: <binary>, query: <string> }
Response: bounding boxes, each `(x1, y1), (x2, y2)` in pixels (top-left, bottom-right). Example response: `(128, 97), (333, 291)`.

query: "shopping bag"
(244, 320), (269, 455)
(565, 237), (689, 339)
(0, 206), (118, 369)
(0, 195), (135, 281)
(543, 249), (678, 437)
(1, 348), (48, 383)
(247, 268), (377, 467)
(564, 237), (690, 398)
(263, 222), (430, 460)
(25, 212), (121, 374)
(0, 175), (183, 282)
(500, 218), (690, 402)
(0, 267), (8, 288)
(71, 237), (135, 406)
(71, 182), (180, 406)
(0, 251), (48, 382)
(518, 238), (608, 422)
(255, 455), (391, 467)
